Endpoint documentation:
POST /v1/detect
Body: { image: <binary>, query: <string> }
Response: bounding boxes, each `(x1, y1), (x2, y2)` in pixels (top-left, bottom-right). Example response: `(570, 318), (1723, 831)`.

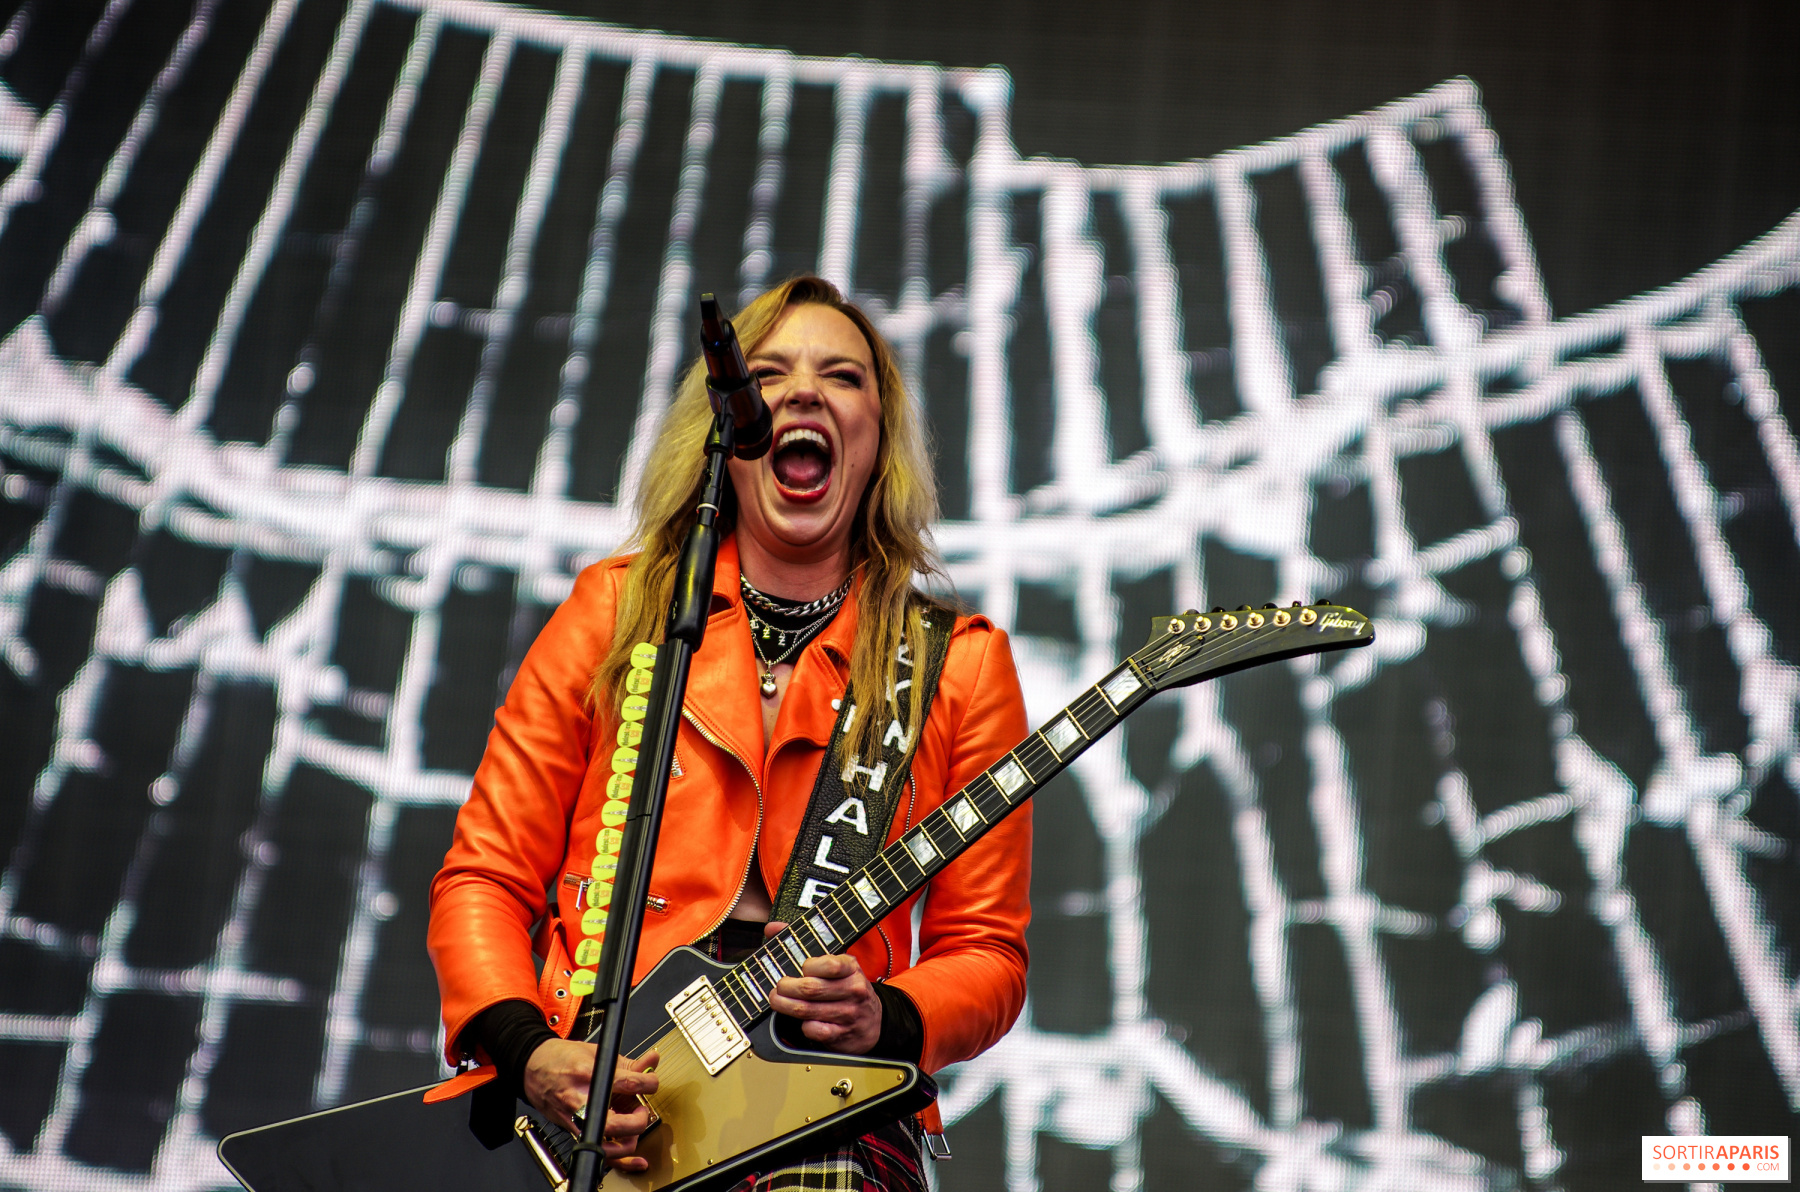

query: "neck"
(736, 534), (852, 602)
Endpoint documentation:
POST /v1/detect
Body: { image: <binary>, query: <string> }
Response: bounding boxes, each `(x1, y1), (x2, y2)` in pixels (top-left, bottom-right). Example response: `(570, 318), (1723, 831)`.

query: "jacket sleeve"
(427, 563), (618, 1064)
(884, 621), (1032, 1074)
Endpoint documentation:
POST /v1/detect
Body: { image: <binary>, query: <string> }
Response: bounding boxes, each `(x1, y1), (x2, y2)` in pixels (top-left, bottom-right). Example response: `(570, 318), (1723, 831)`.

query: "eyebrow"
(748, 349), (869, 371)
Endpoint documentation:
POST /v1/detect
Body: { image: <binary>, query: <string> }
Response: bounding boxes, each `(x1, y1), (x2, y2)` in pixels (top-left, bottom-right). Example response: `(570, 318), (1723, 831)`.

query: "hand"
(763, 920), (882, 1054)
(522, 1039), (661, 1172)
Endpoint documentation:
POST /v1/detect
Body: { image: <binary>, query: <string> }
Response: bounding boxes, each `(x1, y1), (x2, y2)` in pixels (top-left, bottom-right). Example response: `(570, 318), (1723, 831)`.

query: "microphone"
(698, 294), (773, 460)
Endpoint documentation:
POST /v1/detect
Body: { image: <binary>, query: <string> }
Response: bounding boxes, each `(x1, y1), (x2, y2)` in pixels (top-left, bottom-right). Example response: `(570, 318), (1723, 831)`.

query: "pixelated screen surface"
(0, 1), (1796, 1189)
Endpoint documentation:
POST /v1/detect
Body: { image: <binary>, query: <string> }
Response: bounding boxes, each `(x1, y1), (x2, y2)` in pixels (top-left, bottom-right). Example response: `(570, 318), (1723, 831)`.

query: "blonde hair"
(591, 276), (950, 759)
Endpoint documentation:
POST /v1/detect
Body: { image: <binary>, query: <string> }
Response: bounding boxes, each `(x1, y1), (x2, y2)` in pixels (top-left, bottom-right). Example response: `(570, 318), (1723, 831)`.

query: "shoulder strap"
(771, 610), (955, 925)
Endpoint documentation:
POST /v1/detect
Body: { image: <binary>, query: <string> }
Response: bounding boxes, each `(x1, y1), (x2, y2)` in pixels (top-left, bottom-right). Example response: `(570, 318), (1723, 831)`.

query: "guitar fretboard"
(708, 658), (1154, 1027)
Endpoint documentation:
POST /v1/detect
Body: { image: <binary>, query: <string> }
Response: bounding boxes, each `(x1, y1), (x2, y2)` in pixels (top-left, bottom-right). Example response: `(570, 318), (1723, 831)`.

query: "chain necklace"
(740, 575), (850, 697)
(739, 574), (852, 618)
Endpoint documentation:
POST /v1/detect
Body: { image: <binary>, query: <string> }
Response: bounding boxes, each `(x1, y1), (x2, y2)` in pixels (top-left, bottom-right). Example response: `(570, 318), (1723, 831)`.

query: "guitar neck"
(709, 658), (1155, 1028)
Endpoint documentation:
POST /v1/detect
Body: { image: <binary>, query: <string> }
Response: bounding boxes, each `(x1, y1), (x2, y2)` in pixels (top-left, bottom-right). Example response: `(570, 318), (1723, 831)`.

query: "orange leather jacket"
(428, 535), (1031, 1075)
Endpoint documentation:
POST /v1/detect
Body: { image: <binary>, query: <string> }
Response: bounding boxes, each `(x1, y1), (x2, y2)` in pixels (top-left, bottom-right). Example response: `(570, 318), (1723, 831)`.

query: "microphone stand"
(567, 405), (736, 1192)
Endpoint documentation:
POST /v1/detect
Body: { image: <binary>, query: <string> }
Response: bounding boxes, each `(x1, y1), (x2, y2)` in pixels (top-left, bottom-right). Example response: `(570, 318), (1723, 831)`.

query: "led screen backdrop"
(0, 1), (1796, 1189)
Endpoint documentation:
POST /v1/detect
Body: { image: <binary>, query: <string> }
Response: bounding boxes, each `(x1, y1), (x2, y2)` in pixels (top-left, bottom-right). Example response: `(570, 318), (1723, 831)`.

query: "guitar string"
(722, 618), (1315, 1011)
(714, 617), (1321, 1027)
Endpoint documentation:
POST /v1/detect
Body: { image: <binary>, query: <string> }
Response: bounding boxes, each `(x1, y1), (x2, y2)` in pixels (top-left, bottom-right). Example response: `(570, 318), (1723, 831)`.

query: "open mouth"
(771, 426), (833, 498)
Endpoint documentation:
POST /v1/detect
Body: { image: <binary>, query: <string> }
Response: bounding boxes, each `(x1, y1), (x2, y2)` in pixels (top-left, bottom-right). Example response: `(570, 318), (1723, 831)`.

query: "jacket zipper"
(871, 774), (918, 979)
(681, 708), (765, 942)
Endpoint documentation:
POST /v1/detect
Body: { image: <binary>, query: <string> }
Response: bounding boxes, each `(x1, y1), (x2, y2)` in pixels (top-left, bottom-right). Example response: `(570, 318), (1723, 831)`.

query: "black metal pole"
(567, 408), (735, 1192)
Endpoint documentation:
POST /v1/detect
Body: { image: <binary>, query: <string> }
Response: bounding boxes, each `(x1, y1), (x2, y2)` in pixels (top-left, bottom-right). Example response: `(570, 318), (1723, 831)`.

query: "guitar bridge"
(666, 976), (750, 1075)
(513, 1115), (570, 1192)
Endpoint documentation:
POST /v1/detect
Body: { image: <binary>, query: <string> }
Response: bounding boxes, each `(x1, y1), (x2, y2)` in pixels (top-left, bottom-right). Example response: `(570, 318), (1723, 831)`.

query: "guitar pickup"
(666, 976), (750, 1075)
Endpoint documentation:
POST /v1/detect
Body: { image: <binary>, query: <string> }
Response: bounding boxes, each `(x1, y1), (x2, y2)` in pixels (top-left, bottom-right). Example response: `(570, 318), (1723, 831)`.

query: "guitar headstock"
(1130, 602), (1374, 692)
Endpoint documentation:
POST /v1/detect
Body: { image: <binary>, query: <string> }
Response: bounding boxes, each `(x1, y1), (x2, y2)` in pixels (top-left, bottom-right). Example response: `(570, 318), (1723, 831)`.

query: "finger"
(770, 989), (859, 1024)
(603, 1139), (650, 1173)
(762, 921), (789, 938)
(610, 1069), (660, 1099)
(802, 1019), (850, 1045)
(801, 954), (859, 980)
(777, 974), (862, 1003)
(603, 1105), (654, 1138)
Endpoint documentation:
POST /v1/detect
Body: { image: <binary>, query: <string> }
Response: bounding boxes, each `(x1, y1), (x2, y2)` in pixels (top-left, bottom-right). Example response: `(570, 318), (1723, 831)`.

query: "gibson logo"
(1319, 613), (1363, 632)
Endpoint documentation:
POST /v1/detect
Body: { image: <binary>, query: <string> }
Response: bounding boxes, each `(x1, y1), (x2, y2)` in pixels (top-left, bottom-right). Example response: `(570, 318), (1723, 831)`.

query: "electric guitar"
(218, 602), (1373, 1192)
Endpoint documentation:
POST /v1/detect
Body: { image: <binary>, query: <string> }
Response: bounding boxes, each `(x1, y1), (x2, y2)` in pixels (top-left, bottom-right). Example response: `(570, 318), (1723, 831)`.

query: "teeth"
(777, 427), (829, 452)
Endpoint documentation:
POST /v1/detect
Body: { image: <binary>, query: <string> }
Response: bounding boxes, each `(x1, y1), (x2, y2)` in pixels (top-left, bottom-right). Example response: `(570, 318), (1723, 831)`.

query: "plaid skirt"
(726, 1116), (927, 1192)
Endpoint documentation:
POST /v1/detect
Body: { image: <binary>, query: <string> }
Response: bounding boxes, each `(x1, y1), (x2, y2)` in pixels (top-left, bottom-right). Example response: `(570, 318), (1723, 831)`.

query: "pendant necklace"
(740, 574), (850, 698)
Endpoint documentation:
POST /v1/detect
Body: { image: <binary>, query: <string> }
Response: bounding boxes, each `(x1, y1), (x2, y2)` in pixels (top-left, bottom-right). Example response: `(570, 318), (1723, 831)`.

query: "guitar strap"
(770, 609), (953, 925)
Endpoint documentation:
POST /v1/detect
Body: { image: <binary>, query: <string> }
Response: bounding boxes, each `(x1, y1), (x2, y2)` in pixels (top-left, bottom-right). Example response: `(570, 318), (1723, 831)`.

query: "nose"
(774, 366), (824, 409)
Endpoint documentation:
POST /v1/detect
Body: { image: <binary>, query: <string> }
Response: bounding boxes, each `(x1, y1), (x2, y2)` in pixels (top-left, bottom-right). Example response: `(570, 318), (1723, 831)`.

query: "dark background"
(0, 1), (1796, 1189)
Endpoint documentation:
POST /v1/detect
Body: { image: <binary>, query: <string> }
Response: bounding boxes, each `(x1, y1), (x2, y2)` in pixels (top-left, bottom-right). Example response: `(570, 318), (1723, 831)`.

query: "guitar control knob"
(831, 1079), (853, 1098)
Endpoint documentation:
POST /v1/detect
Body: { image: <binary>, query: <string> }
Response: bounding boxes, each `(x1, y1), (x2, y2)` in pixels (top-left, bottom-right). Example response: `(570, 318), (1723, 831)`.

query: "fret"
(850, 872), (883, 912)
(865, 858), (905, 900)
(720, 974), (753, 1021)
(1015, 737), (1057, 780)
(902, 828), (940, 870)
(793, 917), (825, 956)
(1040, 712), (1084, 758)
(968, 779), (1010, 823)
(991, 755), (1030, 800)
(876, 850), (909, 892)
(818, 899), (856, 942)
(920, 815), (961, 857)
(1066, 689), (1116, 738)
(1098, 663), (1145, 709)
(944, 793), (984, 836)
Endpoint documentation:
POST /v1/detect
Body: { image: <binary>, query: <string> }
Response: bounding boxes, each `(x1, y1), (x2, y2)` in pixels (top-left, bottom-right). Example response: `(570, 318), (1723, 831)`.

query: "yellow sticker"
(591, 851), (618, 882)
(595, 827), (623, 858)
(630, 642), (658, 670)
(625, 667), (654, 694)
(570, 969), (597, 996)
(622, 694), (648, 722)
(585, 880), (614, 912)
(607, 773), (632, 801)
(601, 799), (629, 827)
(574, 938), (603, 966)
(616, 719), (642, 749)
(581, 906), (609, 935)
(610, 746), (639, 774)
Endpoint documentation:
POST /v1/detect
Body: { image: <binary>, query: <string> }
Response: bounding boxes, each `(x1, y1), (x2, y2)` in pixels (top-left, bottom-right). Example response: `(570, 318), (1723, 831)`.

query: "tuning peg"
(1210, 607), (1225, 614)
(1183, 609), (1200, 616)
(1291, 600), (1303, 608)
(1263, 603), (1277, 609)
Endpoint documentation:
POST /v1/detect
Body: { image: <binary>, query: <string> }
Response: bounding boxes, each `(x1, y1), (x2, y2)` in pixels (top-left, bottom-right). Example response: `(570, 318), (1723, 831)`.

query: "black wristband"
(469, 999), (560, 1096)
(870, 982), (925, 1064)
